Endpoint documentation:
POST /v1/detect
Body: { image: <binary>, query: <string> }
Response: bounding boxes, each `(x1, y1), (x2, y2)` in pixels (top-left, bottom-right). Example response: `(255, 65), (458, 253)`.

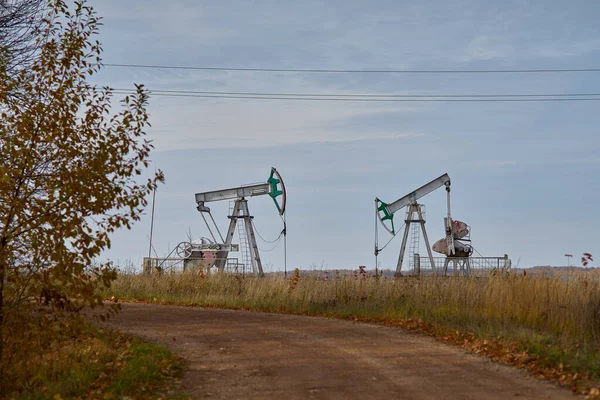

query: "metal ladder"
(230, 201), (251, 274)
(238, 221), (252, 274)
(408, 223), (420, 270)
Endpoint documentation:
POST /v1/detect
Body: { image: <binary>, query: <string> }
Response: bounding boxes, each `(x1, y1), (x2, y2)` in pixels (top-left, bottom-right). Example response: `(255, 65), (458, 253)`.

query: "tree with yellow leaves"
(0, 0), (163, 370)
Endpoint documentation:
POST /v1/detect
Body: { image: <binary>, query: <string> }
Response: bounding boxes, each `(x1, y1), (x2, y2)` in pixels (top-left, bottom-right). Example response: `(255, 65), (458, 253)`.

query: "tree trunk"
(0, 260), (4, 373)
(0, 236), (7, 372)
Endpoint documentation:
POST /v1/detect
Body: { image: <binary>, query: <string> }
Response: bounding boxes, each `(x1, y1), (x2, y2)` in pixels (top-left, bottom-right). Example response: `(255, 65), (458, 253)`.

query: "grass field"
(106, 269), (600, 394)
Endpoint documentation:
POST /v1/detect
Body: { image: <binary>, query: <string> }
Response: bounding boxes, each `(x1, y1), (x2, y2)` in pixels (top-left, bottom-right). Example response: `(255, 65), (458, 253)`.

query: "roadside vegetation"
(107, 268), (600, 396)
(3, 319), (185, 399)
(0, 1), (165, 397)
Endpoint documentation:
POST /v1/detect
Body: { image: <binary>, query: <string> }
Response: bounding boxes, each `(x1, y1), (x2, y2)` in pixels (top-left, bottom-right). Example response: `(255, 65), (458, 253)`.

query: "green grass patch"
(6, 323), (186, 400)
(110, 340), (185, 397)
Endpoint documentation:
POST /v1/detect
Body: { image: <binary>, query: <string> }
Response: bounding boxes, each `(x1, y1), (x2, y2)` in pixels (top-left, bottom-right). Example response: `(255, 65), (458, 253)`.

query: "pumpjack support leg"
(214, 200), (240, 270)
(417, 206), (436, 274)
(395, 222), (411, 276)
(239, 201), (264, 277)
(396, 203), (437, 277)
(213, 199), (264, 277)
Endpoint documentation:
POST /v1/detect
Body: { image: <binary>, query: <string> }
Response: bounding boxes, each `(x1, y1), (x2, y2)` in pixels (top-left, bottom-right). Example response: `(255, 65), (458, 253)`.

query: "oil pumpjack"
(193, 168), (286, 277)
(375, 173), (472, 276)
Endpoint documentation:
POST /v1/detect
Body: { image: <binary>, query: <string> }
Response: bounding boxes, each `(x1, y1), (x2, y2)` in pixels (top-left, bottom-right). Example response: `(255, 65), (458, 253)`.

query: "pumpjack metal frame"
(194, 168), (286, 277)
(214, 199), (264, 276)
(396, 204), (436, 277)
(376, 173), (453, 276)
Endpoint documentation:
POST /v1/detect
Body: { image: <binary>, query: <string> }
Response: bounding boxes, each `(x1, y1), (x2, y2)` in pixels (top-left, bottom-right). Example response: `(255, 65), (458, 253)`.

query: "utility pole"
(148, 186), (157, 259)
(564, 254), (573, 267)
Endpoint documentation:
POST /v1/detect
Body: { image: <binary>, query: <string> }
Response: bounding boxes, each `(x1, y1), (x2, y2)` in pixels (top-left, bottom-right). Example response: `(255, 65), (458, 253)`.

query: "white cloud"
(313, 132), (426, 144)
(146, 98), (421, 151)
(460, 35), (511, 62)
(466, 160), (517, 167)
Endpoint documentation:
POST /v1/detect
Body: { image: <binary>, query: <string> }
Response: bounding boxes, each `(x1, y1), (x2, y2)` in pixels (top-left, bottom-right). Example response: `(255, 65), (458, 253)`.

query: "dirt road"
(105, 303), (577, 399)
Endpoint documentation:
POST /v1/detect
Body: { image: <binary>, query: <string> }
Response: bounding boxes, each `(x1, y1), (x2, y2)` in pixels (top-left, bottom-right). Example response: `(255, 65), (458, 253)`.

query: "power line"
(111, 88), (600, 98)
(103, 63), (600, 74)
(110, 90), (600, 102)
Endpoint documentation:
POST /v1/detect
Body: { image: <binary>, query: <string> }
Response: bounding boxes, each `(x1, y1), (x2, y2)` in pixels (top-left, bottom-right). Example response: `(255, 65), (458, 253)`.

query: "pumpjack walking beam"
(195, 168), (286, 276)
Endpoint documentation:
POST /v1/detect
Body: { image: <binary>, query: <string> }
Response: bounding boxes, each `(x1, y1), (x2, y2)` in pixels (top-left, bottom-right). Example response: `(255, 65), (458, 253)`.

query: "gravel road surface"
(105, 303), (578, 399)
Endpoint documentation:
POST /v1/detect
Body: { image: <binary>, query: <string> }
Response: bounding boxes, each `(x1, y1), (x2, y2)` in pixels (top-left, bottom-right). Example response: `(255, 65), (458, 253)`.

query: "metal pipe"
(374, 199), (379, 274)
(446, 183), (452, 222)
(200, 211), (217, 243)
(209, 211), (225, 243)
(283, 213), (287, 278)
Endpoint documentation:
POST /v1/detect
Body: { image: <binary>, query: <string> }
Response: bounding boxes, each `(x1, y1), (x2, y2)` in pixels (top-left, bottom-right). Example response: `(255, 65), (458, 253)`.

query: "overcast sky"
(91, 0), (600, 271)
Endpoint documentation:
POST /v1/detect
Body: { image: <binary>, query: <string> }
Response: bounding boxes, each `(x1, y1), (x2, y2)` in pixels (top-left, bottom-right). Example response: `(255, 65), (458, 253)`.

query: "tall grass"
(107, 271), (600, 374)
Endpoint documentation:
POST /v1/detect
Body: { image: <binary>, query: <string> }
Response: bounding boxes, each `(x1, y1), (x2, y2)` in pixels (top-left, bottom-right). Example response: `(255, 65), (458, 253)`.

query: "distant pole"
(564, 253), (573, 267)
(148, 186), (157, 259)
(374, 199), (379, 276)
(283, 213), (287, 278)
